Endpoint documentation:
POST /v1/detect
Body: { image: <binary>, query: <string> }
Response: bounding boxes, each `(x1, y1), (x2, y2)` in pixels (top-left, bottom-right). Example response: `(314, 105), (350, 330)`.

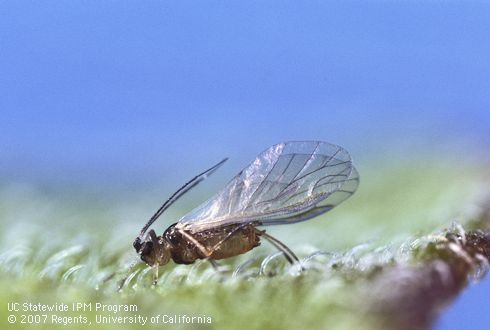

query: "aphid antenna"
(137, 157), (228, 240)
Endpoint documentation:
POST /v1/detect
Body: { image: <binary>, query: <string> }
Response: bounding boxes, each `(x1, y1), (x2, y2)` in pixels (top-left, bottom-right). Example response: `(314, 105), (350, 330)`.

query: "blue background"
(1, 1), (489, 328)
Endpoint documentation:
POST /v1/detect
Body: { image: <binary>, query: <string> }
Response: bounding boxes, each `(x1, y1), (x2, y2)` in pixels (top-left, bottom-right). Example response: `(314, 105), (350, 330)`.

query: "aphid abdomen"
(205, 224), (261, 260)
(167, 224), (261, 264)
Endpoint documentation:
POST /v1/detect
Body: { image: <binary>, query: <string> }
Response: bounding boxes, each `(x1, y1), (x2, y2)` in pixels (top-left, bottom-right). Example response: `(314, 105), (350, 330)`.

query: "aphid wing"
(178, 143), (288, 229)
(178, 141), (358, 232)
(242, 143), (353, 217)
(260, 166), (359, 225)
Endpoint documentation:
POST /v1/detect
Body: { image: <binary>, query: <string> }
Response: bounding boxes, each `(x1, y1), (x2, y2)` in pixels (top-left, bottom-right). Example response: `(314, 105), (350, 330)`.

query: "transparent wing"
(177, 141), (359, 233)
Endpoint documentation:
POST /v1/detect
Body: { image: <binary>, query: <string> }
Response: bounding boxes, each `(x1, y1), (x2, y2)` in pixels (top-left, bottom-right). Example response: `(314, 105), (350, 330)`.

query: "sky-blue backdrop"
(1, 1), (490, 328)
(1, 1), (489, 186)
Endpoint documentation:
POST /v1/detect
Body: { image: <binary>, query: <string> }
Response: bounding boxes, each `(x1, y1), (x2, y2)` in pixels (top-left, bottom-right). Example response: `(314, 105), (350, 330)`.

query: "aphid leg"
(147, 230), (162, 286)
(208, 259), (221, 271)
(209, 223), (252, 255)
(152, 265), (159, 286)
(256, 229), (302, 270)
(177, 228), (212, 257)
(177, 228), (229, 272)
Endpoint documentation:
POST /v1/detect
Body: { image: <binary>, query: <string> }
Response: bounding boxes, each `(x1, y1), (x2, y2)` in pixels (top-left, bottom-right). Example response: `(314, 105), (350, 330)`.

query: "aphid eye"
(133, 237), (142, 251)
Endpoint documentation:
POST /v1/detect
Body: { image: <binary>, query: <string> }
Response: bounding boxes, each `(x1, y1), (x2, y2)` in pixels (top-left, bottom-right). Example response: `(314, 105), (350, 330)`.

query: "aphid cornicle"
(133, 141), (359, 282)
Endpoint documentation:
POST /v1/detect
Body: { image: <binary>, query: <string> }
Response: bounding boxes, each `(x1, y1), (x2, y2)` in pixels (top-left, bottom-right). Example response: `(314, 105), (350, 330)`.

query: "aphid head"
(133, 235), (171, 267)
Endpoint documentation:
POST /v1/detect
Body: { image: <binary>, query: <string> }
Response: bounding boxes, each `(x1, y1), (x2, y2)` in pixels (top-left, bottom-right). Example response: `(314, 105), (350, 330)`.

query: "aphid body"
(133, 141), (359, 275)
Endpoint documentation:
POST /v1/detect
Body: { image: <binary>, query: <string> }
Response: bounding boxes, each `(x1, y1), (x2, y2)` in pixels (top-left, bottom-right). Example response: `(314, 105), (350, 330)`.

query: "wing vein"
(291, 146), (342, 185)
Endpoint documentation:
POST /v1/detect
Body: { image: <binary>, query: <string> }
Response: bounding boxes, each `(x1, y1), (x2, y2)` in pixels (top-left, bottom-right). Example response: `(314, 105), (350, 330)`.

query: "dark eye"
(133, 237), (142, 251)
